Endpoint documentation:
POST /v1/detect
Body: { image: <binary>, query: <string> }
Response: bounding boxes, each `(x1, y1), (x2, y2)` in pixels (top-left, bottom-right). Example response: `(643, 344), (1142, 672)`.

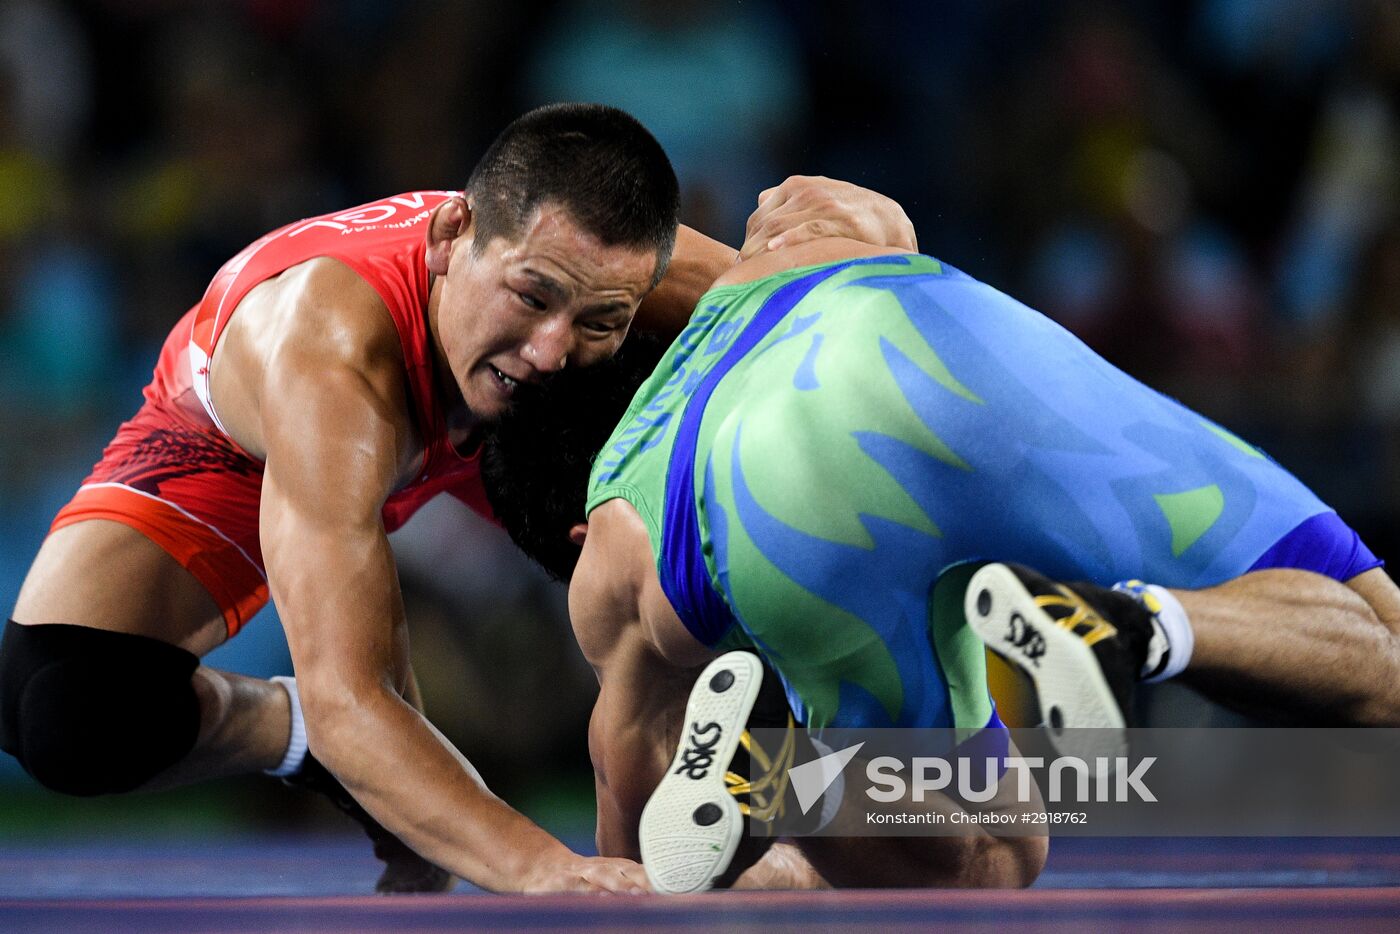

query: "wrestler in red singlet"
(52, 192), (496, 637)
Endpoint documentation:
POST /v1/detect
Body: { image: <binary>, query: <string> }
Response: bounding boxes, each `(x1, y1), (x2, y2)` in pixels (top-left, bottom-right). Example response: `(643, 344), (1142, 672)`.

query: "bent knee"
(996, 833), (1048, 888)
(938, 832), (1046, 888)
(1347, 568), (1400, 633)
(0, 621), (200, 795)
(904, 830), (1047, 889)
(1344, 682), (1400, 727)
(1338, 626), (1400, 725)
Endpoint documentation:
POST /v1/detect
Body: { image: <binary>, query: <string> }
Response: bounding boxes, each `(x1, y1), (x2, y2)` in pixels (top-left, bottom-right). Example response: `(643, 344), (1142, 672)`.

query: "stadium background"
(0, 0), (1396, 849)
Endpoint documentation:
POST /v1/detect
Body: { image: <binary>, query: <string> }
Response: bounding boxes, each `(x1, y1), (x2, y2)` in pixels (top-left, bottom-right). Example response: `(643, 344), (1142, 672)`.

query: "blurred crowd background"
(1, 0), (1398, 845)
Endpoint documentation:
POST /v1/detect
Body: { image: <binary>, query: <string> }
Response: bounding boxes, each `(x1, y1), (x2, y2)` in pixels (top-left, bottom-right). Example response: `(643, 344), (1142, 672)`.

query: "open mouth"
(488, 364), (520, 394)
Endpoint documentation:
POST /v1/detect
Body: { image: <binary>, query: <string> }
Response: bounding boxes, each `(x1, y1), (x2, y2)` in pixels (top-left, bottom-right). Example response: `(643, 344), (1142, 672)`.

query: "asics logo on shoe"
(1007, 612), (1047, 666)
(675, 721), (723, 779)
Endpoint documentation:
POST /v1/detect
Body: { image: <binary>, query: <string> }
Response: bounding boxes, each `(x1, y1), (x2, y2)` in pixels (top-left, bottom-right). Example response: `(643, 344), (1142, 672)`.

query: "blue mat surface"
(4, 835), (1399, 932)
(2, 835), (1398, 898)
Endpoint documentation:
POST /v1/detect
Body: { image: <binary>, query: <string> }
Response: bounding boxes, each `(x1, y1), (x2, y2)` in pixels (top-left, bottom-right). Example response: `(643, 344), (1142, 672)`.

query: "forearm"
(271, 523), (565, 891)
(592, 719), (671, 861)
(589, 675), (677, 861)
(594, 770), (643, 861)
(308, 685), (571, 892)
(633, 225), (737, 335)
(634, 179), (921, 335)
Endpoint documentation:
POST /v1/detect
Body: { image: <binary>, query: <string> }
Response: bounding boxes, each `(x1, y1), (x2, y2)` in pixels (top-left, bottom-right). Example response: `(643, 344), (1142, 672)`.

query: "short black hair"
(482, 333), (669, 582)
(466, 103), (680, 286)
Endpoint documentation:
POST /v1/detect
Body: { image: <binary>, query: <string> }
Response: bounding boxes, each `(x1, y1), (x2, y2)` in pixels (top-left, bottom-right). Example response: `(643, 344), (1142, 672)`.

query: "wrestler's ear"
(568, 523), (589, 547)
(425, 195), (472, 276)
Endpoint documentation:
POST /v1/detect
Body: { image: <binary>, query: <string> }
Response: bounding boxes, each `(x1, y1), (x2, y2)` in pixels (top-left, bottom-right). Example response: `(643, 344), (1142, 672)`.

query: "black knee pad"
(0, 620), (200, 796)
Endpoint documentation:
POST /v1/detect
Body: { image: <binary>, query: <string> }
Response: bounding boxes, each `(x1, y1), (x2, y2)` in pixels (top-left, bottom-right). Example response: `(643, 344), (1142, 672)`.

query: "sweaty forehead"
(502, 205), (657, 299)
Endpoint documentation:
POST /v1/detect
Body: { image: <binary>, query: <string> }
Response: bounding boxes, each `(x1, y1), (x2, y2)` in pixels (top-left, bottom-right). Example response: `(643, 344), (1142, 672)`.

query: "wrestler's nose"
(522, 317), (573, 373)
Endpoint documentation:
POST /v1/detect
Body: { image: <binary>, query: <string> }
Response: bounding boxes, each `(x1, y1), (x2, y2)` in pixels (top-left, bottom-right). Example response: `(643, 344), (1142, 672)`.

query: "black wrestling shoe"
(283, 754), (454, 894)
(964, 563), (1156, 761)
(640, 652), (813, 894)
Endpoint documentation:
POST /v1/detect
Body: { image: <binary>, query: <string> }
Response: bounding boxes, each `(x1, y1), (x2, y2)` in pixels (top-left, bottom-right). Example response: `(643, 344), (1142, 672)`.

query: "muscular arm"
(257, 282), (642, 893)
(569, 503), (687, 859)
(573, 503), (829, 889)
(589, 642), (685, 860)
(633, 225), (737, 336)
(634, 178), (919, 335)
(589, 647), (830, 889)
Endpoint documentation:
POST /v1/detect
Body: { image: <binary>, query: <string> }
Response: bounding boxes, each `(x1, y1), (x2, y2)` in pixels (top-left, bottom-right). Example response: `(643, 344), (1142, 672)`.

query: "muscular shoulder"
(214, 256), (411, 462)
(711, 238), (907, 290)
(570, 500), (651, 670)
(573, 499), (711, 671)
(263, 257), (403, 373)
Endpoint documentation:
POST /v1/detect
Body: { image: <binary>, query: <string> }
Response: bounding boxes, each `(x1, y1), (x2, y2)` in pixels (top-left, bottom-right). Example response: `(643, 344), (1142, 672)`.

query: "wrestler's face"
(434, 201), (657, 421)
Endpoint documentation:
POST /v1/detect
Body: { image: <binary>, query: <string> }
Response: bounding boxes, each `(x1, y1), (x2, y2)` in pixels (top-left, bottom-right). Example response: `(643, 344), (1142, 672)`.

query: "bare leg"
(1175, 567), (1400, 725)
(12, 520), (454, 892)
(795, 773), (1047, 889)
(12, 520), (293, 786)
(797, 833), (1044, 889)
(140, 668), (291, 788)
(792, 738), (1047, 889)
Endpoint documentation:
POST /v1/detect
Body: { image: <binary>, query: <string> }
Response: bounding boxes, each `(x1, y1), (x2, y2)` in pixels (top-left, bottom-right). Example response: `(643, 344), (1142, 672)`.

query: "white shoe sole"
(640, 651), (764, 894)
(965, 563), (1128, 762)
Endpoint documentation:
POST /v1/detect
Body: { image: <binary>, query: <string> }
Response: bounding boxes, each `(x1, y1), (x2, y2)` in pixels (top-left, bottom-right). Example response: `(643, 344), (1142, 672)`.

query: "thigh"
(14, 399), (270, 650)
(703, 404), (987, 729)
(14, 519), (226, 655)
(700, 296), (1002, 728)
